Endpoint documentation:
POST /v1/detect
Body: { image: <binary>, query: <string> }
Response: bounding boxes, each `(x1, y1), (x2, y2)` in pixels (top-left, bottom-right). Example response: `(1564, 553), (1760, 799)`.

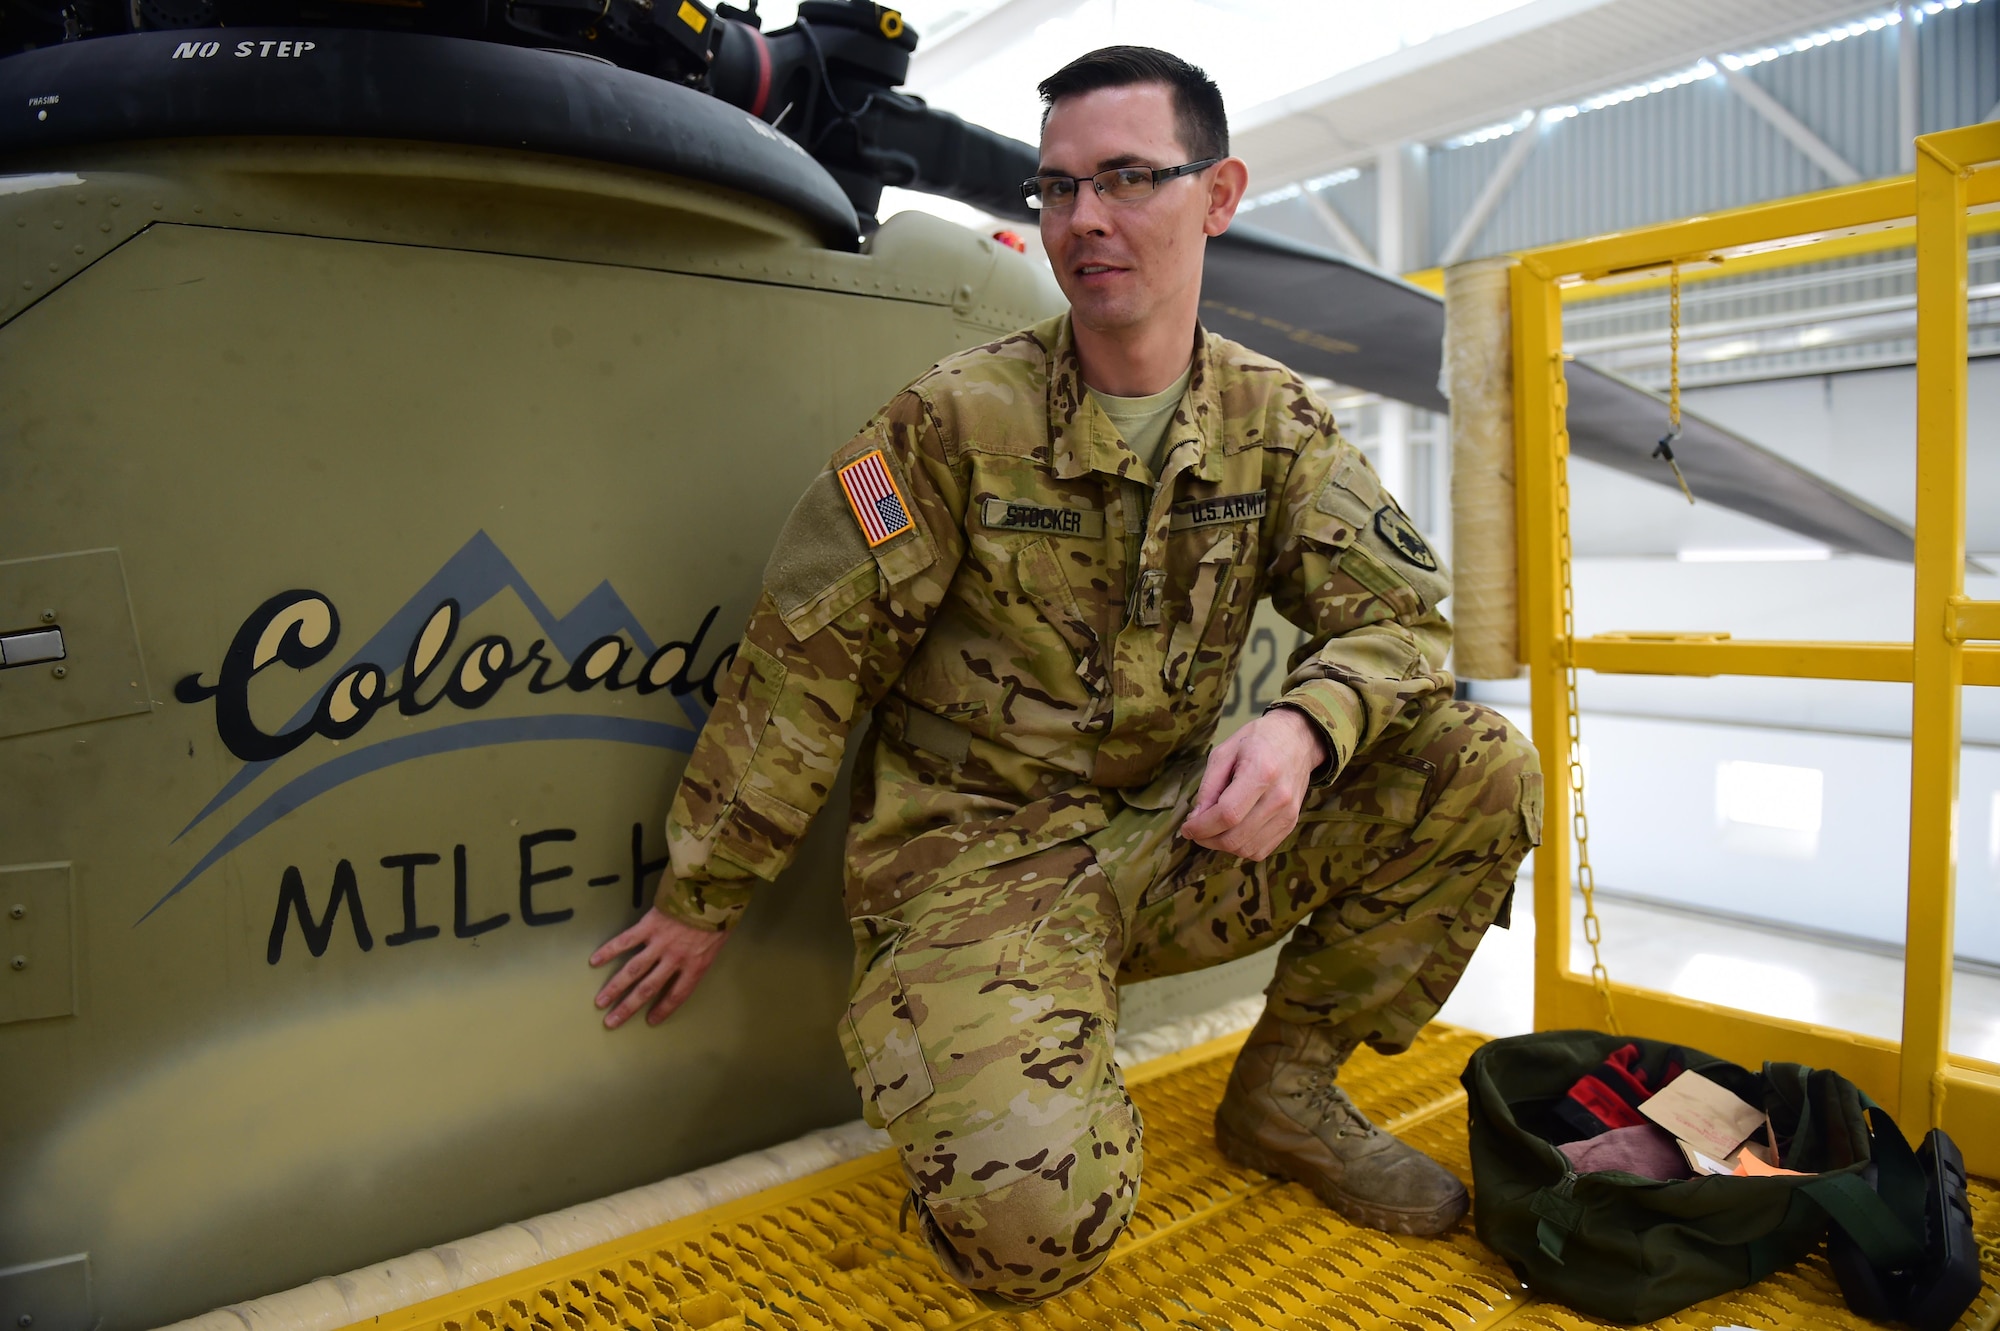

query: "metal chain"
(1553, 355), (1621, 1036)
(1654, 264), (1696, 505)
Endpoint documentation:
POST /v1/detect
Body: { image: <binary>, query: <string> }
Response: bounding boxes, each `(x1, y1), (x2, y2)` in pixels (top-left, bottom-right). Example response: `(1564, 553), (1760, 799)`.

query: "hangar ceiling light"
(1441, 58), (1724, 152)
(1234, 0), (1979, 194)
(1239, 167), (1362, 215)
(1439, 0), (1981, 159)
(1720, 0), (1979, 71)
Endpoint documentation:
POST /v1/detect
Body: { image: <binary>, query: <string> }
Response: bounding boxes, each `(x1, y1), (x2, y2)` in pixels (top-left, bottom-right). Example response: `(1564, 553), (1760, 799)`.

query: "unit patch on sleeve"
(1373, 504), (1440, 571)
(1169, 491), (1268, 531)
(838, 449), (915, 547)
(979, 498), (1105, 539)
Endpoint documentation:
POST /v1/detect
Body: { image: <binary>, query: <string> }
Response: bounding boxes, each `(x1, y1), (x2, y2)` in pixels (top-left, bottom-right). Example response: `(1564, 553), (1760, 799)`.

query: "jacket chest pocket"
(1162, 530), (1249, 694)
(1016, 537), (1109, 696)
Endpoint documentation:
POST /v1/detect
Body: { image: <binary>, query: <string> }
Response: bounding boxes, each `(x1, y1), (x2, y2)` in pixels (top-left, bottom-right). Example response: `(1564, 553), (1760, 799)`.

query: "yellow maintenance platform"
(338, 1026), (1999, 1331)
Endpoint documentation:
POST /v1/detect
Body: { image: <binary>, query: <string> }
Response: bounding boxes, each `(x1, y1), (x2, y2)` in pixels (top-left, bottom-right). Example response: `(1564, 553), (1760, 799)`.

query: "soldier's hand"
(589, 907), (729, 1029)
(1180, 709), (1328, 861)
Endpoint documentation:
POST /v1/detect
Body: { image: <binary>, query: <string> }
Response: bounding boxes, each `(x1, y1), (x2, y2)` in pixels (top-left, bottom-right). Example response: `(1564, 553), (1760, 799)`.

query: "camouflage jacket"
(658, 313), (1453, 931)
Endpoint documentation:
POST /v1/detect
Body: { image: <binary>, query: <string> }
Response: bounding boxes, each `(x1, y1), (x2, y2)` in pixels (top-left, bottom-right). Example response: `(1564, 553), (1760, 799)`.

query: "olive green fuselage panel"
(0, 145), (1057, 1329)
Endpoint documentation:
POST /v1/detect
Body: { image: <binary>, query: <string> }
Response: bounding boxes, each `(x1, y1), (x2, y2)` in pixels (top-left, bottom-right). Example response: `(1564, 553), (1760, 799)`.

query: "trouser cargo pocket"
(838, 915), (934, 1128)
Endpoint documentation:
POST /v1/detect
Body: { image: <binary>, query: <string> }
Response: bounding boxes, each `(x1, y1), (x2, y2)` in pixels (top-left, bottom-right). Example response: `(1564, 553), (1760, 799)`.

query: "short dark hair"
(1037, 46), (1228, 161)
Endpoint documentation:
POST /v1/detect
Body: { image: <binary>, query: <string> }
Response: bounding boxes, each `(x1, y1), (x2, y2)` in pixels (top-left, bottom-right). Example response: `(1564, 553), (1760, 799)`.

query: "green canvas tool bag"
(1463, 1030), (1928, 1324)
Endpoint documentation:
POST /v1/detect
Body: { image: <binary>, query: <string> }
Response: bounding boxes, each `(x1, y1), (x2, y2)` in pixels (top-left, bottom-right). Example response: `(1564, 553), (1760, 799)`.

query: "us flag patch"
(838, 449), (914, 547)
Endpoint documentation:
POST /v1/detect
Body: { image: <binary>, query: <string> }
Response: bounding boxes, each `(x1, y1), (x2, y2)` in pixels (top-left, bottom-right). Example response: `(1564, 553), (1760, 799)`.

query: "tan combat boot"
(1214, 1011), (1469, 1235)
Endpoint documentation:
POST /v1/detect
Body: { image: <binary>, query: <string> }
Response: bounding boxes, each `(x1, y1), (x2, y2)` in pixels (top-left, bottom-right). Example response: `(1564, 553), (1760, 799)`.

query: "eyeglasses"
(1021, 158), (1221, 211)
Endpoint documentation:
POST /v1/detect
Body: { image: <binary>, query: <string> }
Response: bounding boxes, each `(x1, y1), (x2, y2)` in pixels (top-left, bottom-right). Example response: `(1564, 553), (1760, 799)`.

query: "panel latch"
(0, 627), (65, 669)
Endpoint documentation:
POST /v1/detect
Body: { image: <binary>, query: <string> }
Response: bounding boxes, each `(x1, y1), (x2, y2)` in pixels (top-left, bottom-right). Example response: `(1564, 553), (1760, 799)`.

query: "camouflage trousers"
(835, 696), (1542, 1304)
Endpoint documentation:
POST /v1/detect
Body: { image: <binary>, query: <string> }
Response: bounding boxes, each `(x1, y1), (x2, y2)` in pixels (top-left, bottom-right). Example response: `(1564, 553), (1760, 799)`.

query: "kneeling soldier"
(593, 44), (1542, 1305)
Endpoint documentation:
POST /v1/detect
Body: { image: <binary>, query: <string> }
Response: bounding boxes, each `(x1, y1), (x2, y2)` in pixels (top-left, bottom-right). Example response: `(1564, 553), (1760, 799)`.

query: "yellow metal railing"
(1401, 189), (2000, 299)
(1512, 122), (2000, 1178)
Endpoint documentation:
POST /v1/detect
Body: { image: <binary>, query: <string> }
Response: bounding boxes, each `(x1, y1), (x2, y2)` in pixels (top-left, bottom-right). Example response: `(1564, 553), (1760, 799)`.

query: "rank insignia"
(1373, 504), (1439, 571)
(838, 449), (914, 547)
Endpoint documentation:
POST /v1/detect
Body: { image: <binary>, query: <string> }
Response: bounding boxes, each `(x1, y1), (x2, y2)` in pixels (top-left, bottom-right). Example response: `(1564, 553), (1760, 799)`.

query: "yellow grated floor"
(344, 1025), (2000, 1331)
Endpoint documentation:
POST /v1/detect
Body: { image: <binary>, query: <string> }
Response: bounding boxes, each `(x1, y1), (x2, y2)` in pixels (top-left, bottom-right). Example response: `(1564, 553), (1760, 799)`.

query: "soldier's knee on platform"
(907, 1108), (1141, 1303)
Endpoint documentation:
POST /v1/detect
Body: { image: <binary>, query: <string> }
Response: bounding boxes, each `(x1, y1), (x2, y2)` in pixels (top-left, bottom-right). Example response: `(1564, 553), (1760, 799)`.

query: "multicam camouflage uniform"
(658, 313), (1542, 1302)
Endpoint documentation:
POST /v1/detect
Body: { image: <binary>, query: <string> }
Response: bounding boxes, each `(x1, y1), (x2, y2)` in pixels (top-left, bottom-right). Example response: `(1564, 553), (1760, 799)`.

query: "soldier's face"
(1038, 84), (1245, 337)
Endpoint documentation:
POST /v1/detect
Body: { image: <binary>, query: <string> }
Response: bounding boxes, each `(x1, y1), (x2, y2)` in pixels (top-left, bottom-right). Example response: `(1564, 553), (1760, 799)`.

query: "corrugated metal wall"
(1439, 81), (1828, 261)
(1756, 13), (1905, 178)
(1562, 238), (2000, 388)
(1437, 1), (1999, 263)
(1249, 3), (1998, 271)
(1323, 172), (1377, 257)
(1919, 0), (2000, 138)
(1236, 170), (1376, 260)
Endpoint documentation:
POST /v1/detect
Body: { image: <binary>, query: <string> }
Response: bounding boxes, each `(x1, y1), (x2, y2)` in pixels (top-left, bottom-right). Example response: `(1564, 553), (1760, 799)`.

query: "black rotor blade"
(1199, 224), (1915, 562)
(1562, 360), (1913, 560)
(1201, 225), (1449, 412)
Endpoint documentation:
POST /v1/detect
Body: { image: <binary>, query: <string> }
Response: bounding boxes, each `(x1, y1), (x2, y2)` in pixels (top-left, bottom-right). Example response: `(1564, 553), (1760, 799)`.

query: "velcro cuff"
(1267, 680), (1363, 787)
(655, 860), (755, 933)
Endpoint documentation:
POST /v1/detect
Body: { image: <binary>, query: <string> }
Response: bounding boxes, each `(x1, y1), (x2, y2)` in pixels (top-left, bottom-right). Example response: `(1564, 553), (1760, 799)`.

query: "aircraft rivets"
(49, 666), (66, 680)
(39, 609), (55, 622)
(7, 905), (22, 919)
(8, 956), (24, 972)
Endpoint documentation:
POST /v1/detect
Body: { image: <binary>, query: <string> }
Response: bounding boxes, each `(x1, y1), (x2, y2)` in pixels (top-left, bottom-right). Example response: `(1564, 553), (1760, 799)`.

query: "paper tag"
(1639, 1070), (1765, 1160)
(1684, 1135), (1811, 1178)
(1681, 1142), (1736, 1177)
